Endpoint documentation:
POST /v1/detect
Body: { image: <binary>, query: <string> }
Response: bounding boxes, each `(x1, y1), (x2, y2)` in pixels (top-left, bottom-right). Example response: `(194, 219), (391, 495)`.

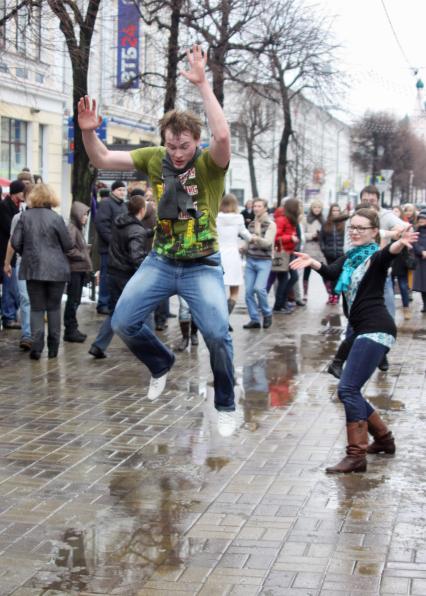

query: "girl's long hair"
(323, 203), (345, 233)
(283, 198), (300, 226)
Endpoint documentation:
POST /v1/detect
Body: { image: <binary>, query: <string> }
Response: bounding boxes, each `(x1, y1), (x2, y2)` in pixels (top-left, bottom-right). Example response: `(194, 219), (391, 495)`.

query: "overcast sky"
(316, 0), (426, 122)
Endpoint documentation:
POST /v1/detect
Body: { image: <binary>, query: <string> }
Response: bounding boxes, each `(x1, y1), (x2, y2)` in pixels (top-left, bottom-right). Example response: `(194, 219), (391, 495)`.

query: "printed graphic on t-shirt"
(154, 166), (216, 259)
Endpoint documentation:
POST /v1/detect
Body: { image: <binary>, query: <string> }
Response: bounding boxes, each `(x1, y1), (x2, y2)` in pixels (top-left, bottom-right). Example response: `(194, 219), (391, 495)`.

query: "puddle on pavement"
(43, 470), (202, 592)
(369, 394), (405, 411)
(320, 313), (344, 329)
(41, 529), (89, 593)
(329, 475), (387, 511)
(242, 346), (298, 413)
(205, 456), (230, 471)
(357, 563), (383, 576)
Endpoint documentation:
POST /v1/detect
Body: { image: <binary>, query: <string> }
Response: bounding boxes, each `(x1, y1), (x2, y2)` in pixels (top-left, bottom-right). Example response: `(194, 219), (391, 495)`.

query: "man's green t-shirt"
(130, 146), (226, 260)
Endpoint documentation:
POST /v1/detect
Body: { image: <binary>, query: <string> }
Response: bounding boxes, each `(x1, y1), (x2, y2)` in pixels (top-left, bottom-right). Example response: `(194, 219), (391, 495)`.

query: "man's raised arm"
(77, 96), (134, 170)
(180, 45), (231, 169)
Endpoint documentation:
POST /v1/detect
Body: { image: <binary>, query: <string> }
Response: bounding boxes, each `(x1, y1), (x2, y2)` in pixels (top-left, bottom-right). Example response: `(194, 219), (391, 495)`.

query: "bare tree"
(132, 0), (187, 112)
(351, 111), (426, 203)
(0, 0), (101, 205)
(47, 0), (101, 205)
(351, 111), (398, 184)
(250, 0), (341, 200)
(234, 86), (275, 196)
(184, 0), (265, 107)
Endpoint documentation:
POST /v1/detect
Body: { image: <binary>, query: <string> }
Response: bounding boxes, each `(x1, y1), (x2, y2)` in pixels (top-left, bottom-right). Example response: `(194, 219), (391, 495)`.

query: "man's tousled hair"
(159, 110), (202, 142)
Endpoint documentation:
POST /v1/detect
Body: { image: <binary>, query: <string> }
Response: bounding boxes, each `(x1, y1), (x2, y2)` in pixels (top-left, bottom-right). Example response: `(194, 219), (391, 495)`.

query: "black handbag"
(405, 253), (417, 270)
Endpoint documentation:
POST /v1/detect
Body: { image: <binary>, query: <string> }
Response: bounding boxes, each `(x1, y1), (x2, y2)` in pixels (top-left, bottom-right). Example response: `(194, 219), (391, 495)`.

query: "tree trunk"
(277, 125), (292, 201)
(71, 48), (95, 206)
(47, 0), (101, 205)
(247, 142), (258, 197)
(163, 0), (183, 112)
(211, 0), (229, 107)
(277, 87), (293, 202)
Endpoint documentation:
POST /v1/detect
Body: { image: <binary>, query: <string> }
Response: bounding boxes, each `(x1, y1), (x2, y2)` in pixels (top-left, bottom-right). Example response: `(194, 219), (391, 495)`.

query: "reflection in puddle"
(42, 529), (89, 593)
(242, 346), (298, 415)
(44, 465), (203, 591)
(357, 563), (383, 576)
(369, 394), (405, 411)
(321, 313), (344, 329)
(205, 456), (230, 471)
(331, 475), (387, 512)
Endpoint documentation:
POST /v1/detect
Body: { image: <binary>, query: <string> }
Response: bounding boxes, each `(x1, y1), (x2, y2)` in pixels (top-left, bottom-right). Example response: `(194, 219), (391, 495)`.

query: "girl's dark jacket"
(11, 207), (73, 282)
(319, 223), (345, 261)
(318, 245), (397, 338)
(67, 201), (92, 273)
(413, 224), (426, 293)
(108, 213), (153, 276)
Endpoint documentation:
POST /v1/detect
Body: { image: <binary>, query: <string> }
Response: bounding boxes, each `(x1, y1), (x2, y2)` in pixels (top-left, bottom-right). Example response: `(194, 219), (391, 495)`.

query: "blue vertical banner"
(117, 0), (140, 89)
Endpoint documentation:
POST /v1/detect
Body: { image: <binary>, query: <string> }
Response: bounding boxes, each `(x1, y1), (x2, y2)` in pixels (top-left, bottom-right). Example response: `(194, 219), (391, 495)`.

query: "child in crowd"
(64, 202), (92, 342)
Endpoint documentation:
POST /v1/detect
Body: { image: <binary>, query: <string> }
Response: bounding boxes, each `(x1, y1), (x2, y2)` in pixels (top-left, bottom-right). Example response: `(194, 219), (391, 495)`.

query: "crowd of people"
(0, 44), (425, 462)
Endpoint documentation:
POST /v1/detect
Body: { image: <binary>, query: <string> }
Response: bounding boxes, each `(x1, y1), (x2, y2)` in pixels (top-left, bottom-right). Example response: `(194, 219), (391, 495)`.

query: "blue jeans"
(97, 253), (110, 310)
(396, 274), (409, 308)
(273, 268), (298, 310)
(94, 273), (154, 351)
(338, 337), (387, 422)
(384, 274), (395, 319)
(16, 261), (31, 339)
(2, 266), (20, 324)
(245, 257), (272, 322)
(111, 252), (235, 411)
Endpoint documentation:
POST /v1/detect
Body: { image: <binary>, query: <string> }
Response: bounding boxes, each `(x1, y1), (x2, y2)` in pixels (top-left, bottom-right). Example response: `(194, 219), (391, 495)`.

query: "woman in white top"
(216, 193), (252, 325)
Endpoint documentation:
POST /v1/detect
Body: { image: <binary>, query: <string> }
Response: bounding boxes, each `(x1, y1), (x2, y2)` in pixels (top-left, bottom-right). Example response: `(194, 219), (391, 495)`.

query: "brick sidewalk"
(0, 279), (425, 595)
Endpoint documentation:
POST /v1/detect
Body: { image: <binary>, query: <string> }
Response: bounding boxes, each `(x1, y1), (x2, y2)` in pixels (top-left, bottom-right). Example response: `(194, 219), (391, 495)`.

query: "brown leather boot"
(366, 411), (395, 454)
(326, 421), (368, 474)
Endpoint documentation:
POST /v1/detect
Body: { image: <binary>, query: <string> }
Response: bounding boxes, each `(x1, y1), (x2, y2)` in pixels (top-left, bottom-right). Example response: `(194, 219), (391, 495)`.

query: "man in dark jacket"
(89, 194), (152, 358)
(0, 180), (26, 328)
(94, 180), (127, 314)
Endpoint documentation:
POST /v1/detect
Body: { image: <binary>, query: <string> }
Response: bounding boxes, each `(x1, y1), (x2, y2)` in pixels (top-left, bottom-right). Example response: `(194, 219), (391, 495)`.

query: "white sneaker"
(147, 372), (168, 401)
(217, 411), (237, 437)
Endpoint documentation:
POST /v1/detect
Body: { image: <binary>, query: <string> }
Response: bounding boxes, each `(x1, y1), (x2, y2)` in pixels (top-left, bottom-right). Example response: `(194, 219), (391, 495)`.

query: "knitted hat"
(418, 209), (426, 220)
(9, 180), (26, 195)
(111, 180), (126, 192)
(129, 187), (145, 197)
(99, 188), (110, 198)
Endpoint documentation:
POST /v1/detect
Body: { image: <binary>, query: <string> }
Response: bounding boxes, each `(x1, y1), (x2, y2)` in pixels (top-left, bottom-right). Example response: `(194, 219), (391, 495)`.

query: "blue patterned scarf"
(334, 242), (379, 295)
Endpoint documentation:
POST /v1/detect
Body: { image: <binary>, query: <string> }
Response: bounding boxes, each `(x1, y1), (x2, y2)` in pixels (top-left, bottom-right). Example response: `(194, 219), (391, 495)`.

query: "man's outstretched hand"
(77, 96), (102, 131)
(180, 44), (207, 86)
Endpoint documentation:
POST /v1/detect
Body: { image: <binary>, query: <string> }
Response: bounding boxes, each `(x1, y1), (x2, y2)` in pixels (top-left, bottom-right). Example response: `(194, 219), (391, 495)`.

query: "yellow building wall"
(0, 102), (63, 197)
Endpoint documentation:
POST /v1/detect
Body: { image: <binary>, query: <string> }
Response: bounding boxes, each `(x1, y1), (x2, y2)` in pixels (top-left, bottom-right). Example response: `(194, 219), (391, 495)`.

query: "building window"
(230, 123), (246, 155)
(15, 5), (27, 55)
(16, 67), (28, 79)
(230, 188), (245, 206)
(33, 3), (41, 61)
(0, 0), (5, 49)
(0, 117), (27, 179)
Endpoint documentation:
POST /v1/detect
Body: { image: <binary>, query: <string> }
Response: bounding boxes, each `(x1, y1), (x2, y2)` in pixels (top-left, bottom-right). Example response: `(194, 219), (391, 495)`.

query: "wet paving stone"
(0, 279), (425, 595)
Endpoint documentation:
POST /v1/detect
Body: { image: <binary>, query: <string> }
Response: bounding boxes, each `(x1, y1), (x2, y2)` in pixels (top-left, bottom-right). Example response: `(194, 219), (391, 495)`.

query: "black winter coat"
(95, 193), (127, 254)
(11, 207), (73, 282)
(320, 224), (345, 261)
(318, 244), (397, 338)
(0, 196), (20, 274)
(108, 213), (152, 276)
(413, 225), (426, 292)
